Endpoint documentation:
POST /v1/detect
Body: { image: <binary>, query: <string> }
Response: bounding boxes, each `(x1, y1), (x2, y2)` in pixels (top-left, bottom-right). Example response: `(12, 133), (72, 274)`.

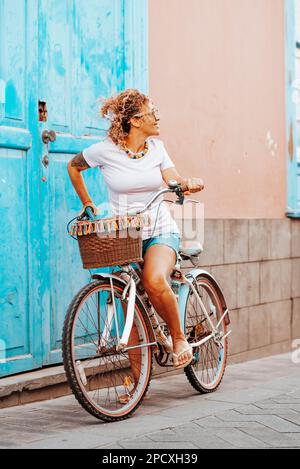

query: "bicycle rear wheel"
(62, 278), (153, 422)
(184, 274), (228, 393)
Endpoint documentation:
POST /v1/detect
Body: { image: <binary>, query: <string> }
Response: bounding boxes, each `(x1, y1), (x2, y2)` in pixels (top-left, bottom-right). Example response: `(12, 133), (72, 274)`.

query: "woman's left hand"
(181, 177), (204, 195)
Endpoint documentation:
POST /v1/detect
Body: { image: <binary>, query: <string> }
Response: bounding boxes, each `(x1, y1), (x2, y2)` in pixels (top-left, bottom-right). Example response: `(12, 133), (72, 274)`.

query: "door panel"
(0, 148), (29, 357)
(74, 0), (125, 134)
(0, 0), (42, 377)
(38, 0), (74, 133)
(38, 0), (125, 137)
(0, 0), (26, 123)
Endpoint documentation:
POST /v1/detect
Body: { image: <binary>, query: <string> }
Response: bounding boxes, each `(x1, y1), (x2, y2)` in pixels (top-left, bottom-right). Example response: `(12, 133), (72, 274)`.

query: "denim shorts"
(142, 232), (181, 263)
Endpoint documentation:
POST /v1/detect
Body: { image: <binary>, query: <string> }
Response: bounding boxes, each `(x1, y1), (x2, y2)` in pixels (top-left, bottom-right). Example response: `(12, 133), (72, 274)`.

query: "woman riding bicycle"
(67, 89), (204, 369)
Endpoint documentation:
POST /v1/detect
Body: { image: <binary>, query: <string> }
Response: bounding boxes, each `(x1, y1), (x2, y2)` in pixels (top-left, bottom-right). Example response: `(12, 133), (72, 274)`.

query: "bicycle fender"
(178, 268), (230, 327)
(91, 273), (156, 344)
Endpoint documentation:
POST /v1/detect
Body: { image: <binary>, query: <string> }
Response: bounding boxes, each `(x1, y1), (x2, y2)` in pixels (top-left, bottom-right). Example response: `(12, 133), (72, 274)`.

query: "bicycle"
(62, 180), (231, 422)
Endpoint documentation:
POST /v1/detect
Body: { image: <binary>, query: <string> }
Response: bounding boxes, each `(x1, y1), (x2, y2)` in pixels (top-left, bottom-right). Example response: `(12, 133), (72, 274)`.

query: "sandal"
(173, 345), (193, 369)
(118, 392), (134, 404)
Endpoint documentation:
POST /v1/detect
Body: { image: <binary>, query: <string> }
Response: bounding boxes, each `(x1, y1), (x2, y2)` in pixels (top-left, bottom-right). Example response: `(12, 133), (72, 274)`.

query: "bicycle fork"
(184, 277), (232, 349)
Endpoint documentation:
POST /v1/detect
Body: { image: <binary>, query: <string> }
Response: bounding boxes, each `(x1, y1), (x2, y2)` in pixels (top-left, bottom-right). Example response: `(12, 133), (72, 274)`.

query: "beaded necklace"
(124, 141), (148, 159)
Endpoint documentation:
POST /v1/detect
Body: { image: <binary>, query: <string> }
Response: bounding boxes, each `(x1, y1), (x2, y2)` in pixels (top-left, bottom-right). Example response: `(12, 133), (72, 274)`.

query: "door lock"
(42, 129), (57, 144)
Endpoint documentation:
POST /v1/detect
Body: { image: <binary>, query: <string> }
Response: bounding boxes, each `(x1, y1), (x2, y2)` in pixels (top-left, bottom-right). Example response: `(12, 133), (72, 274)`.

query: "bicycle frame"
(179, 269), (231, 348)
(92, 266), (231, 353)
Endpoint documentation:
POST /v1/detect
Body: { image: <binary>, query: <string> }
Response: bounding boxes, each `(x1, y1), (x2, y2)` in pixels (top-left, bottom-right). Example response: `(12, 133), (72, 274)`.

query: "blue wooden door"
(0, 0), (42, 376)
(0, 0), (147, 376)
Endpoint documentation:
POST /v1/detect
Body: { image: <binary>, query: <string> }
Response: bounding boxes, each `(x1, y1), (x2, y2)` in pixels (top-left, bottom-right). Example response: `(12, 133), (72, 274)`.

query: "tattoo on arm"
(70, 152), (90, 170)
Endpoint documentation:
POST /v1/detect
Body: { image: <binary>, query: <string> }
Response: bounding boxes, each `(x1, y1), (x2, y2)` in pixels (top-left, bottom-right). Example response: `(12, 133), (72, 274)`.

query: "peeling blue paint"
(53, 44), (66, 76)
(5, 79), (22, 118)
(0, 287), (17, 307)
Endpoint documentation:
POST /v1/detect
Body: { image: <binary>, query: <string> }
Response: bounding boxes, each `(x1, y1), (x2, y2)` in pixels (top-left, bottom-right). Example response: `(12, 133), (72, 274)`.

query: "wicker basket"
(69, 214), (151, 269)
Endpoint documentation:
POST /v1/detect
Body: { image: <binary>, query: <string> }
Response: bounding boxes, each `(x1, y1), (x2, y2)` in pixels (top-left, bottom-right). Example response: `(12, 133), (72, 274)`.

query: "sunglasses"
(132, 108), (160, 120)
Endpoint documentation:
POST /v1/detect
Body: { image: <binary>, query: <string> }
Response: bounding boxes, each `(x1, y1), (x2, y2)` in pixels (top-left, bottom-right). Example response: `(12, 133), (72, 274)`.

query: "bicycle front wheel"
(62, 278), (153, 422)
(184, 274), (228, 393)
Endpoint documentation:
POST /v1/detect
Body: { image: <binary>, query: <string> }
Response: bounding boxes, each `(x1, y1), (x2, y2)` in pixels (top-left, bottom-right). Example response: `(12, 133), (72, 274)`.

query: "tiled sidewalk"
(0, 352), (300, 449)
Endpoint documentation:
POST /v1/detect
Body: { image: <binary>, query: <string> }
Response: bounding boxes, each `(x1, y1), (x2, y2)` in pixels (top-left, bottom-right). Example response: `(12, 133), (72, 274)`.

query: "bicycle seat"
(179, 241), (203, 258)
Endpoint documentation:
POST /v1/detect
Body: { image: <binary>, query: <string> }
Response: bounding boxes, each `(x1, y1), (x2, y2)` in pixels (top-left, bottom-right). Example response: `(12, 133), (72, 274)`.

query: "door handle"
(42, 129), (57, 144)
(41, 129), (56, 172)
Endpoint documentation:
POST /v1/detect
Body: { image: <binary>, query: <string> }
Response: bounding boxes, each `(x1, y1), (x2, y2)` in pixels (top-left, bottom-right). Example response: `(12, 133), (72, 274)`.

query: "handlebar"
(133, 179), (188, 215)
(77, 179), (194, 221)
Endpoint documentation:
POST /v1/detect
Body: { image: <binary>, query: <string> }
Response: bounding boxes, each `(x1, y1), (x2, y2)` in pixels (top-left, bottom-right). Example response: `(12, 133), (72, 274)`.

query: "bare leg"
(142, 244), (192, 366)
(121, 302), (141, 385)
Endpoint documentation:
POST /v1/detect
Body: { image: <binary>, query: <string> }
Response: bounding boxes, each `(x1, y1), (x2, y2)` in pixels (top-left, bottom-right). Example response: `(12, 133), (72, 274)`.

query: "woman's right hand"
(78, 201), (98, 218)
(180, 178), (204, 195)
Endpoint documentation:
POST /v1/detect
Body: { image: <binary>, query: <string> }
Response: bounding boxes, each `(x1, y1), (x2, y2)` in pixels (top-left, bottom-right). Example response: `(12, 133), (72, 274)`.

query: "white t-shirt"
(82, 137), (180, 240)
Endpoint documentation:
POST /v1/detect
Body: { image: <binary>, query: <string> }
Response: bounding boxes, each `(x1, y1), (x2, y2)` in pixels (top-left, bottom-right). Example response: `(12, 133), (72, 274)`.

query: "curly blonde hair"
(100, 89), (149, 148)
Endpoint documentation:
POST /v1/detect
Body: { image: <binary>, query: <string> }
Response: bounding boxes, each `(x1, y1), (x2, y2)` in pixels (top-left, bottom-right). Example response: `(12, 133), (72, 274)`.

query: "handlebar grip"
(178, 182), (189, 193)
(85, 206), (96, 220)
(169, 179), (204, 193)
(77, 205), (96, 221)
(168, 179), (188, 192)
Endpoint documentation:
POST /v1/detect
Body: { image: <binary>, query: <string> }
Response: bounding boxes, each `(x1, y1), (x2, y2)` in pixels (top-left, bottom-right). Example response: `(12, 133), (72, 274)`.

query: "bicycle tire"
(184, 274), (228, 393)
(62, 278), (153, 422)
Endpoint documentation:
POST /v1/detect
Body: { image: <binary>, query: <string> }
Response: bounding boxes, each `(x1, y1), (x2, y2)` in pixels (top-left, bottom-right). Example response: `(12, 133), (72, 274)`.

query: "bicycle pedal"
(158, 358), (174, 368)
(154, 344), (173, 367)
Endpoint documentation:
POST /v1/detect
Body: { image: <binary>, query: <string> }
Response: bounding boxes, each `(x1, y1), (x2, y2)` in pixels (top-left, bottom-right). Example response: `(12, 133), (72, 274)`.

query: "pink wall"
(149, 0), (286, 219)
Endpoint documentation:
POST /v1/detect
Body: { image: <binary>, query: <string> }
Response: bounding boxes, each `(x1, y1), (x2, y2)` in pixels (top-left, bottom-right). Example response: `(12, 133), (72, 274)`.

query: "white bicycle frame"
(184, 276), (231, 349)
(102, 268), (231, 353)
